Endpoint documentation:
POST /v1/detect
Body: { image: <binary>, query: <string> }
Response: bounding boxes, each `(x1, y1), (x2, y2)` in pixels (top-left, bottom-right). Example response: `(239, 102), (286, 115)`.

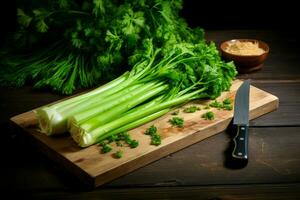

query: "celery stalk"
(34, 72), (129, 135)
(105, 109), (169, 136)
(71, 89), (204, 147)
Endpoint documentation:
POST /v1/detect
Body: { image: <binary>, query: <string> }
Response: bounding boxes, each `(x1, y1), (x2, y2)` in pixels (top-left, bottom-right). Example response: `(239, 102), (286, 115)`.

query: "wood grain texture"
(27, 183), (300, 200)
(2, 126), (299, 191)
(108, 126), (300, 187)
(10, 80), (278, 187)
(251, 81), (300, 126)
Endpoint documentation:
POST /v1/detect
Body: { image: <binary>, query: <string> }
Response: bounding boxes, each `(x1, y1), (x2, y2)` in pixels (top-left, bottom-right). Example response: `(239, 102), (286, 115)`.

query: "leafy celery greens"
(0, 0), (205, 94)
(0, 0), (237, 148)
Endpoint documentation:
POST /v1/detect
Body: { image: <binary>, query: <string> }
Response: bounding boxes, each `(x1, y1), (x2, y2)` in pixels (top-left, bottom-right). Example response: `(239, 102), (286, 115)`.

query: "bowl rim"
(220, 39), (269, 58)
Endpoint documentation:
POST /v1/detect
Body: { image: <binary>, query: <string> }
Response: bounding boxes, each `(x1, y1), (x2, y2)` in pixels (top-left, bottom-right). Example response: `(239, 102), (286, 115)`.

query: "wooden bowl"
(220, 39), (269, 73)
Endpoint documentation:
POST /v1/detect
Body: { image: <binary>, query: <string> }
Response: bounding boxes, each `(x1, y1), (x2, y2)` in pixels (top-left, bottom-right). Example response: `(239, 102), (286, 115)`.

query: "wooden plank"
(251, 81), (300, 126)
(109, 126), (300, 187)
(2, 126), (300, 190)
(10, 80), (279, 187)
(26, 183), (300, 200)
(0, 86), (64, 121)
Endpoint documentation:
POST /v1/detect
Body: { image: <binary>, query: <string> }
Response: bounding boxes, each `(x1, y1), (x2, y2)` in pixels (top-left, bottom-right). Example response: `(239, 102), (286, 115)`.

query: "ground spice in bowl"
(225, 40), (265, 56)
(220, 39), (269, 73)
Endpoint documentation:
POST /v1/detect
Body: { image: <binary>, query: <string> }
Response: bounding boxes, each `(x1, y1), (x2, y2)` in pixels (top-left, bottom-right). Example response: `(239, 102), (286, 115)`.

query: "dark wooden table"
(1, 30), (300, 199)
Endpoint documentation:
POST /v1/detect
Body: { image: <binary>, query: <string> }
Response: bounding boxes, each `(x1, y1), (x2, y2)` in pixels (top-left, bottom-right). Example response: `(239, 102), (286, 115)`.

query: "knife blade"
(232, 80), (250, 160)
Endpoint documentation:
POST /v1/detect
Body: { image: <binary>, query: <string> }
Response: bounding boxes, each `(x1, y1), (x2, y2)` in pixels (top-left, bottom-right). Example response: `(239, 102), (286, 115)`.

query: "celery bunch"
(35, 39), (236, 147)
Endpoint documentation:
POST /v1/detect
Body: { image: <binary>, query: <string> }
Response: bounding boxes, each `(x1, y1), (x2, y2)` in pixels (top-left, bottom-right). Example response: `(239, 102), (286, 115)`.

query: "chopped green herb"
(117, 132), (131, 143)
(145, 125), (157, 135)
(114, 150), (123, 159)
(144, 125), (162, 146)
(209, 100), (223, 109)
(202, 111), (215, 120)
(101, 131), (139, 155)
(150, 134), (161, 146)
(117, 132), (139, 148)
(128, 139), (139, 148)
(223, 98), (232, 105)
(107, 134), (118, 143)
(183, 106), (200, 113)
(171, 110), (179, 115)
(100, 143), (112, 153)
(169, 117), (184, 128)
(222, 104), (233, 110)
(210, 99), (233, 111)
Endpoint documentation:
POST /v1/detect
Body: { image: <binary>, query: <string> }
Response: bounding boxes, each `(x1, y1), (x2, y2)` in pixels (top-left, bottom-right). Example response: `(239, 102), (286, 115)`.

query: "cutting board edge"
(249, 91), (279, 120)
(9, 122), (96, 187)
(93, 117), (233, 186)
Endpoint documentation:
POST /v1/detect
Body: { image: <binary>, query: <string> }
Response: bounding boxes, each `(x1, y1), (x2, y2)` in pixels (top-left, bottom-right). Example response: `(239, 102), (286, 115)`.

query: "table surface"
(1, 30), (300, 199)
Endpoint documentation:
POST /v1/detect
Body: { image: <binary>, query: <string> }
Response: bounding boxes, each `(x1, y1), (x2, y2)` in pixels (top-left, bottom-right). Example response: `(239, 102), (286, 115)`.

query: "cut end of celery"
(34, 107), (67, 135)
(69, 118), (94, 147)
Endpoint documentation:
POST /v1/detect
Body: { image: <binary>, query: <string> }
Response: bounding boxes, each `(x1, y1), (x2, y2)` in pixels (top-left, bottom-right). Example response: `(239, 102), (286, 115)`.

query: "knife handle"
(232, 125), (249, 160)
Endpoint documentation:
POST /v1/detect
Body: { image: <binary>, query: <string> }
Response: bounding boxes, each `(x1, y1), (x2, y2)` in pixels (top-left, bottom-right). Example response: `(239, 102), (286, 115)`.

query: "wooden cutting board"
(10, 79), (279, 187)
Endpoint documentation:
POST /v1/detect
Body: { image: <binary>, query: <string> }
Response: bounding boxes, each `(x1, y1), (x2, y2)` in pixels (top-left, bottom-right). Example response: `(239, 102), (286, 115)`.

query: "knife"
(232, 80), (250, 160)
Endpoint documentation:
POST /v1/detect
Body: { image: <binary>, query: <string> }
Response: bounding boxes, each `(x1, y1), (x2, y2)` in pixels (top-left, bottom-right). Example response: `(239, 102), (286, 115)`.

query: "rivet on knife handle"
(232, 125), (249, 159)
